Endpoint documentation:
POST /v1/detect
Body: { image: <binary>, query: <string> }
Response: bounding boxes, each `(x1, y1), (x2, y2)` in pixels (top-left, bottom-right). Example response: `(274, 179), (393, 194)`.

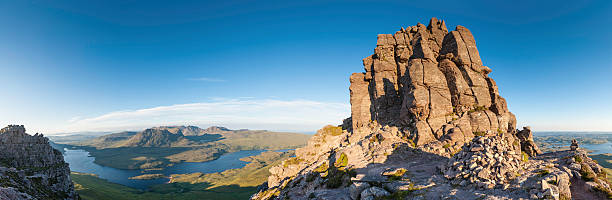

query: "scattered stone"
(360, 187), (390, 200)
(349, 182), (370, 200)
(441, 136), (522, 189)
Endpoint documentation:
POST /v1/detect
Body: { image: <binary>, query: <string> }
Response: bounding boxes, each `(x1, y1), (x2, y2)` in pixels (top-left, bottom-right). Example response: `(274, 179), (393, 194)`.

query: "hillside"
(48, 132), (110, 144)
(74, 131), (138, 148)
(219, 130), (312, 150)
(252, 18), (612, 200)
(170, 150), (295, 188)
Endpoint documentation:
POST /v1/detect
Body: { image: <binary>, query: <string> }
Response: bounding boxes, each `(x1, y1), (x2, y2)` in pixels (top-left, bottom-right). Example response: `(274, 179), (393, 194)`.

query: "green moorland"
(170, 150), (294, 188)
(56, 126), (311, 170)
(79, 145), (226, 170)
(71, 150), (294, 200)
(71, 172), (257, 200)
(218, 130), (311, 151)
(128, 174), (166, 180)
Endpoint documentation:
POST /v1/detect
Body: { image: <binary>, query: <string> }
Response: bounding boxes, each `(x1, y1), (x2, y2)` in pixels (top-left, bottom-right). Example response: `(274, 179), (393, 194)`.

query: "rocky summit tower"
(350, 17), (516, 148)
(252, 18), (612, 200)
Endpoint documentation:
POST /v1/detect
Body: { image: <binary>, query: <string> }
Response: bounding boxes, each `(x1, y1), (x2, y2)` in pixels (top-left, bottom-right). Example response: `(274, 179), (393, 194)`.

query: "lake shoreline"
(64, 148), (267, 189)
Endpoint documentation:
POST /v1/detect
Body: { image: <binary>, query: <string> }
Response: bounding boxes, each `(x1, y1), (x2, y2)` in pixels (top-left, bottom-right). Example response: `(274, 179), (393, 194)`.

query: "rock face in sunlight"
(0, 125), (79, 200)
(251, 18), (612, 200)
(350, 17), (516, 150)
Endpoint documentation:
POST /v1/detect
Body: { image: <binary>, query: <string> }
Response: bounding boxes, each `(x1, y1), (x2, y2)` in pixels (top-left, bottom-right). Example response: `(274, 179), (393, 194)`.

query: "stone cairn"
(570, 139), (578, 151)
(440, 136), (523, 189)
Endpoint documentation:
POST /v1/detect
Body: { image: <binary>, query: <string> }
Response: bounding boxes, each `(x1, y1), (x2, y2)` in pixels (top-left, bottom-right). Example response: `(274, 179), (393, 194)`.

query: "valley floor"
(71, 150), (293, 200)
(71, 172), (257, 200)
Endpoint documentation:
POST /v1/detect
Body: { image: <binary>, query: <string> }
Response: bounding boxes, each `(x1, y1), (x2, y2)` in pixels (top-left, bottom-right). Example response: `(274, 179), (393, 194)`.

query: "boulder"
(360, 187), (390, 200)
(516, 127), (542, 157)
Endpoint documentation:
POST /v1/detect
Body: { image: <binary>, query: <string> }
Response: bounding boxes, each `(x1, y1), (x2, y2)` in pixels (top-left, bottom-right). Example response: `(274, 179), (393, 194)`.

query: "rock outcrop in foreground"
(252, 18), (612, 200)
(0, 125), (79, 200)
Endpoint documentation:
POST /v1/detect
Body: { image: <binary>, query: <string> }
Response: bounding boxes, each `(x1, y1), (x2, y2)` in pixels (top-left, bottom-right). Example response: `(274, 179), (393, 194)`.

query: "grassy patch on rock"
(321, 125), (343, 136)
(521, 151), (529, 162)
(386, 169), (407, 181)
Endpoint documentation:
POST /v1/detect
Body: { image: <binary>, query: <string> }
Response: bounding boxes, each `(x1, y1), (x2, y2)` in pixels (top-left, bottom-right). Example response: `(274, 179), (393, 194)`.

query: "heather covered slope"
(252, 18), (612, 200)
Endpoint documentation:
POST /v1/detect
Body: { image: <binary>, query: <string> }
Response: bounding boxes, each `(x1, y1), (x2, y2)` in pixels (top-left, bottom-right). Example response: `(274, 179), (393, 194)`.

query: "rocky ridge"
(121, 128), (196, 147)
(251, 18), (612, 200)
(0, 125), (79, 200)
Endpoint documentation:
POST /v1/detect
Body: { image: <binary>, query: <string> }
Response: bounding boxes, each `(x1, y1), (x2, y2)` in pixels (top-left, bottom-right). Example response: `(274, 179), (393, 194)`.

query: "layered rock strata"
(0, 125), (79, 200)
(350, 17), (515, 149)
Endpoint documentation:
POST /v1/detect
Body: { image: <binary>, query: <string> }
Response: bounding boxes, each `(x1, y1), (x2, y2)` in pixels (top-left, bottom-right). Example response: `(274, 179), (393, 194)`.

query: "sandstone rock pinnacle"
(350, 17), (516, 148)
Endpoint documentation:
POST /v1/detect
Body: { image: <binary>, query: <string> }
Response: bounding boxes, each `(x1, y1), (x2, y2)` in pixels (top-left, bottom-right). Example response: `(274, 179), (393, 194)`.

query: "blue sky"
(1, 0), (611, 134)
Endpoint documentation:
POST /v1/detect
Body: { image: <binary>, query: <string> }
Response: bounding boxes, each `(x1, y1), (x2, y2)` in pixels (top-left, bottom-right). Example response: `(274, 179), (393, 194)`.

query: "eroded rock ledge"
(0, 125), (79, 200)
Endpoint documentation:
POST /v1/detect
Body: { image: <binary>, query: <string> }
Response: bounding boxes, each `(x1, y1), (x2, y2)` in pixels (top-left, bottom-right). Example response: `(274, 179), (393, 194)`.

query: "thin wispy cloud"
(188, 77), (226, 82)
(57, 99), (350, 133)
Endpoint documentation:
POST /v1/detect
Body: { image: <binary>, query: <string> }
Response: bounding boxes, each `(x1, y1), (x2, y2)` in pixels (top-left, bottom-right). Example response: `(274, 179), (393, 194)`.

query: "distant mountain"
(74, 131), (138, 148)
(121, 128), (195, 147)
(204, 126), (231, 134)
(67, 125), (311, 170)
(71, 125), (310, 150)
(48, 131), (110, 144)
(154, 125), (208, 136)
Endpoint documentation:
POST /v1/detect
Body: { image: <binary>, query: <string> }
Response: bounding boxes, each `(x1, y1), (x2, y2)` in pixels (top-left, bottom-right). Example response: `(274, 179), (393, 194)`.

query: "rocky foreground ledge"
(0, 125), (79, 200)
(251, 18), (612, 200)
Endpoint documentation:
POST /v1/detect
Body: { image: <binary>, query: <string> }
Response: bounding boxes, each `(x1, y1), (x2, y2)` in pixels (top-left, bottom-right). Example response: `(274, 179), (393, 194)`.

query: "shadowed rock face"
(350, 17), (515, 147)
(0, 125), (79, 200)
